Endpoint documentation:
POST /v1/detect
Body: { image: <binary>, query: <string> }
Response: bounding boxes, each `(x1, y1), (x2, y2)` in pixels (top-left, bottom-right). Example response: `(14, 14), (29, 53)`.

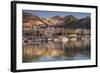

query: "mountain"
(23, 12), (42, 23)
(79, 16), (91, 29)
(63, 16), (91, 29)
(23, 12), (91, 29)
(62, 15), (78, 24)
(51, 15), (62, 20)
(23, 12), (48, 28)
(79, 16), (90, 25)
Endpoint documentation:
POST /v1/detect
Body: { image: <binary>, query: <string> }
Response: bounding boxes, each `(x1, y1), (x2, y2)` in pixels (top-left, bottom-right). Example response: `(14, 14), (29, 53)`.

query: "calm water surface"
(23, 39), (91, 63)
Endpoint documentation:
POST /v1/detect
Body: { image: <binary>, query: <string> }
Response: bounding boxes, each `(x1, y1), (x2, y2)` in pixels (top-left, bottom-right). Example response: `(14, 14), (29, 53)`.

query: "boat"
(70, 38), (77, 41)
(61, 36), (69, 43)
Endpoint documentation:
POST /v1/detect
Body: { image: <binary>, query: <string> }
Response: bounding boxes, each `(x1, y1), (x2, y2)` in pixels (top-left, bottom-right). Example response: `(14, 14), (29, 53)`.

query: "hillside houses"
(23, 22), (90, 39)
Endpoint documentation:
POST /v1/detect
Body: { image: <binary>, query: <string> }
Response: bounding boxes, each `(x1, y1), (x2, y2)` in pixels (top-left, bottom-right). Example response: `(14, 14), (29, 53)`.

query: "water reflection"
(23, 39), (90, 63)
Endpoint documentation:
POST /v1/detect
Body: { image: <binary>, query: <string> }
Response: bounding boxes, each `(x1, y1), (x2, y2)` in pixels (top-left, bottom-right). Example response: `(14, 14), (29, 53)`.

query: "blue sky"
(23, 10), (91, 19)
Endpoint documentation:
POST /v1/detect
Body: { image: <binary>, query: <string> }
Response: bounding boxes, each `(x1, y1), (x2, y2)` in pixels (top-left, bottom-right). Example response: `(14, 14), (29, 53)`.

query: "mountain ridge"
(23, 12), (91, 29)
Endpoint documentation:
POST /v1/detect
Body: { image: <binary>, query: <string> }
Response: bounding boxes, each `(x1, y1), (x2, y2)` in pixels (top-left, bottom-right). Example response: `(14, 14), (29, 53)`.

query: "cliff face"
(23, 12), (91, 29)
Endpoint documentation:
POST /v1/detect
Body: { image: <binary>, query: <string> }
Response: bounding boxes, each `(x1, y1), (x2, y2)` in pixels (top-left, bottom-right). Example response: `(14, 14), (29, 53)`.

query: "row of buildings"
(23, 25), (90, 38)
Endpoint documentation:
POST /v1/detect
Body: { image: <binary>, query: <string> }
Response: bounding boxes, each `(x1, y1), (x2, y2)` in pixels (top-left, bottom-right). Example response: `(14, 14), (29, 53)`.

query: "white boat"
(54, 38), (60, 42)
(48, 38), (52, 41)
(61, 36), (69, 43)
(82, 37), (87, 40)
(70, 38), (77, 41)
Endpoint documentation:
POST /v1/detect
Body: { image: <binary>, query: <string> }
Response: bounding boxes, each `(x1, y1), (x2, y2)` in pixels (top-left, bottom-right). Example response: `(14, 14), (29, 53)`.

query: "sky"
(23, 10), (91, 19)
